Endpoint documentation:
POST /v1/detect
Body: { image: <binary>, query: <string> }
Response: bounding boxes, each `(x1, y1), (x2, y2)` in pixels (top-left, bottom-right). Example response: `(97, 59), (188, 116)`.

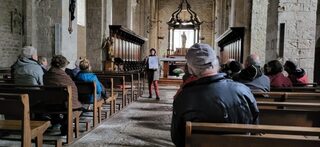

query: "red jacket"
(268, 73), (292, 87)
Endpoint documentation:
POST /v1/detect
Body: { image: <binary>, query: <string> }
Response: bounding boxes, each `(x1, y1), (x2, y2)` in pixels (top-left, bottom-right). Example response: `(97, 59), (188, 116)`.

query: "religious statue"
(11, 8), (23, 35)
(102, 37), (114, 61)
(181, 32), (187, 49)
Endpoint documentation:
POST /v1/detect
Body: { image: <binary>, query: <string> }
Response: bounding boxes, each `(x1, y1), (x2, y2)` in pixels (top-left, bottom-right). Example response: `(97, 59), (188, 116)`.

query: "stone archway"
(314, 38), (320, 83)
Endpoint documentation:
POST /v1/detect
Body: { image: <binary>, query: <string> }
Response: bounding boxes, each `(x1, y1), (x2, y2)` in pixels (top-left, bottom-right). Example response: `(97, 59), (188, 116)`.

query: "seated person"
(233, 54), (270, 92)
(38, 56), (48, 72)
(43, 55), (82, 135)
(75, 58), (107, 103)
(284, 60), (309, 86)
(264, 60), (292, 87)
(220, 59), (243, 79)
(11, 46), (44, 85)
(65, 57), (82, 80)
(171, 43), (259, 147)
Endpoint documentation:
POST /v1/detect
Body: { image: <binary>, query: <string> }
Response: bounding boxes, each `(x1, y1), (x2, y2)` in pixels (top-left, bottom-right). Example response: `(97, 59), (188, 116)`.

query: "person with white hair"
(171, 43), (259, 147)
(11, 46), (44, 85)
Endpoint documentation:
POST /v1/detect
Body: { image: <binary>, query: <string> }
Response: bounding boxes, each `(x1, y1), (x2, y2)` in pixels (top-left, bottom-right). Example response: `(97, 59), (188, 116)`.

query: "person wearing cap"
(145, 48), (161, 100)
(75, 58), (107, 104)
(284, 60), (309, 86)
(11, 46), (44, 85)
(44, 55), (82, 135)
(233, 54), (270, 92)
(171, 43), (259, 147)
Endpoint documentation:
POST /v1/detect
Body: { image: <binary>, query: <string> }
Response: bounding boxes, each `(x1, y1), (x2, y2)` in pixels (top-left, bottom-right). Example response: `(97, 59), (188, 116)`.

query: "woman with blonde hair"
(75, 58), (107, 103)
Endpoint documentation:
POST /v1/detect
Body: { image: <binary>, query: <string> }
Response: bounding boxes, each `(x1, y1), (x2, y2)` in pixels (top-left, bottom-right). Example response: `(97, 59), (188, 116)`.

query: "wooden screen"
(216, 27), (244, 63)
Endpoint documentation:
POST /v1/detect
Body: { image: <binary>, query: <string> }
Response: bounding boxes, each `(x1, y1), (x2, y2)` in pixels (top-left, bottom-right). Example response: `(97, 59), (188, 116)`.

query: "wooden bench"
(186, 122), (320, 147)
(253, 91), (320, 103)
(97, 75), (128, 109)
(76, 80), (117, 127)
(0, 85), (78, 144)
(96, 72), (138, 103)
(0, 93), (51, 147)
(257, 101), (320, 127)
(271, 87), (320, 92)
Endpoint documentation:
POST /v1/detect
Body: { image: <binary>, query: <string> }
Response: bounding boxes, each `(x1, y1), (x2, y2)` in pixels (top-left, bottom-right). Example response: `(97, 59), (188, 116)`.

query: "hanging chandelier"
(167, 0), (203, 28)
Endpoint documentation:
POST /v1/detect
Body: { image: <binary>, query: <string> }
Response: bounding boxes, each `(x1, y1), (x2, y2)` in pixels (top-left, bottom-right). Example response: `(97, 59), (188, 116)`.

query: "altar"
(160, 56), (186, 79)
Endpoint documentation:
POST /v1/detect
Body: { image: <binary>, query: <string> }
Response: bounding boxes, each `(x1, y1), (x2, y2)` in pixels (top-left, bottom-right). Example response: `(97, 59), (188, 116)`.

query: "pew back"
(186, 122), (320, 147)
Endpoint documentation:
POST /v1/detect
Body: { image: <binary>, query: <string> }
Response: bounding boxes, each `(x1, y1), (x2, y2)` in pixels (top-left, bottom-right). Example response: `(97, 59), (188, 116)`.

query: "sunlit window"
(173, 29), (194, 50)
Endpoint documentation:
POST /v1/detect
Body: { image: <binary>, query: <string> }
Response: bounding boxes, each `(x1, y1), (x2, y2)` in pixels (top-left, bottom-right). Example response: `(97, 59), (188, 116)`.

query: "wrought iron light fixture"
(167, 0), (202, 29)
(166, 0), (203, 57)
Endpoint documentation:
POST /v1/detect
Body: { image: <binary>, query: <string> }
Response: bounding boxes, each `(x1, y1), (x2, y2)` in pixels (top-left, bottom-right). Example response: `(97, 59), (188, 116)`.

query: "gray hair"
(246, 54), (261, 67)
(21, 46), (37, 58)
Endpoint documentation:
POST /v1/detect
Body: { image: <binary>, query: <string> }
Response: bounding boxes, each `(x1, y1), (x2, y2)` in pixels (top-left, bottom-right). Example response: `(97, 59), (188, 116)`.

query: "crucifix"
(68, 0), (76, 34)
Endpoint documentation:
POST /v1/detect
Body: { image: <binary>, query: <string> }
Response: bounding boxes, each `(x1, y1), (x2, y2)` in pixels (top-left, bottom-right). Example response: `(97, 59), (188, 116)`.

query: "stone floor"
(0, 85), (178, 147)
(68, 85), (178, 147)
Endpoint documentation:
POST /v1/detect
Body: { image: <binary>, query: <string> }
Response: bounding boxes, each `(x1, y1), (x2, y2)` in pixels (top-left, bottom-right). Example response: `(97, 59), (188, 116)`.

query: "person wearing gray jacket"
(11, 46), (44, 85)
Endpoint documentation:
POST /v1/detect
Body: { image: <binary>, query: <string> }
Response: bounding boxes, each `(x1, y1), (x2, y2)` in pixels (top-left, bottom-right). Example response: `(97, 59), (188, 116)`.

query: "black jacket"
(171, 73), (259, 147)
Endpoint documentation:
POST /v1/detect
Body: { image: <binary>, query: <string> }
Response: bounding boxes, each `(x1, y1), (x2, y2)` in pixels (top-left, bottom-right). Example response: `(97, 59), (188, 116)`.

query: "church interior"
(1, 0), (320, 146)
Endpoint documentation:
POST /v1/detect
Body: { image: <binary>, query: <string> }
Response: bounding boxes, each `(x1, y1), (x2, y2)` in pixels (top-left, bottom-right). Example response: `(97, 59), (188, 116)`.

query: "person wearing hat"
(233, 54), (270, 92)
(171, 43), (259, 147)
(44, 55), (82, 136)
(11, 46), (44, 85)
(284, 60), (309, 86)
(145, 48), (161, 100)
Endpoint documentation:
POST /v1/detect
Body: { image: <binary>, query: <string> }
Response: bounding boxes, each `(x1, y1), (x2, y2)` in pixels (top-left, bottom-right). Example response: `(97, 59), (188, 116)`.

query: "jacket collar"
(184, 73), (226, 88)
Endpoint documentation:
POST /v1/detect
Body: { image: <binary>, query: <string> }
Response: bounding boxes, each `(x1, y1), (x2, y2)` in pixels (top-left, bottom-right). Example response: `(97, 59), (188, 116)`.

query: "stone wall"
(265, 0), (279, 62)
(33, 0), (61, 58)
(112, 0), (128, 27)
(0, 0), (23, 67)
(86, 0), (104, 70)
(250, 0), (268, 65)
(279, 0), (318, 81)
(157, 0), (214, 57)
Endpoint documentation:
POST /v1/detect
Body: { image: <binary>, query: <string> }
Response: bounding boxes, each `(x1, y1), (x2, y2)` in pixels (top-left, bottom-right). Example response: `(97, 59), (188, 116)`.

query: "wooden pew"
(96, 72), (137, 103)
(185, 122), (320, 147)
(271, 87), (320, 92)
(0, 93), (51, 147)
(97, 75), (128, 109)
(257, 101), (320, 127)
(0, 85), (78, 144)
(75, 80), (117, 127)
(253, 91), (320, 103)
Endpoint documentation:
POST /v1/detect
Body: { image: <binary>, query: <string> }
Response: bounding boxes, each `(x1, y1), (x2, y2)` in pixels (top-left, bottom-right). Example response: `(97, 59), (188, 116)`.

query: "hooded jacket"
(11, 57), (44, 85)
(44, 67), (82, 109)
(288, 68), (309, 86)
(234, 65), (270, 92)
(76, 71), (106, 103)
(171, 73), (259, 147)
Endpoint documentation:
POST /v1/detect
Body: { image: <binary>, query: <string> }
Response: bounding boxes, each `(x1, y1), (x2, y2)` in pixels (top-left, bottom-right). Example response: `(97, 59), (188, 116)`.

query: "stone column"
(105, 0), (113, 37)
(86, 0), (104, 70)
(265, 0), (279, 62)
(250, 0), (268, 65)
(61, 0), (78, 68)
